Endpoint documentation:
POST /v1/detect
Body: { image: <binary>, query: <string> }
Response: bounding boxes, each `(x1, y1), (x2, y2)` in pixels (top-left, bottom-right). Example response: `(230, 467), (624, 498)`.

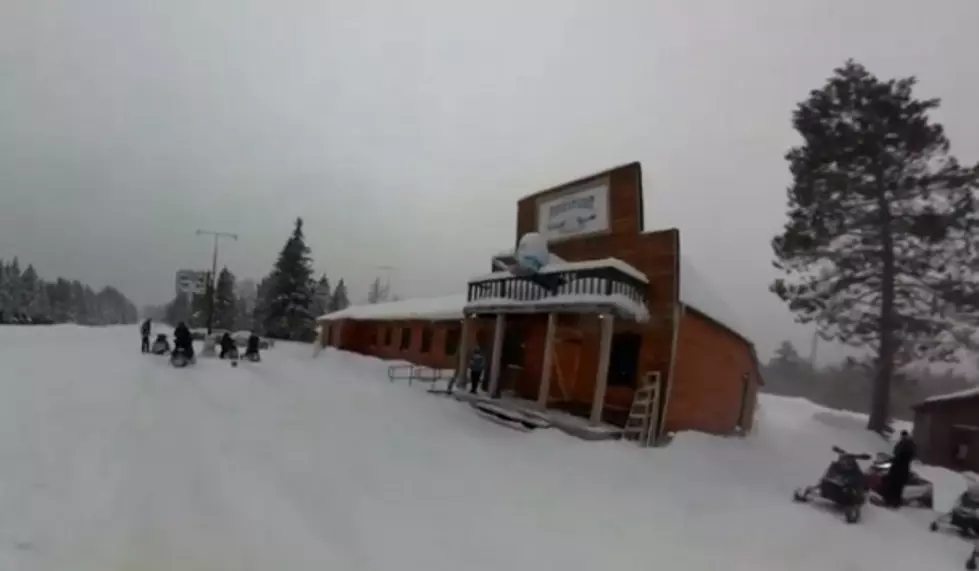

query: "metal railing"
(467, 266), (648, 309)
(387, 364), (455, 387)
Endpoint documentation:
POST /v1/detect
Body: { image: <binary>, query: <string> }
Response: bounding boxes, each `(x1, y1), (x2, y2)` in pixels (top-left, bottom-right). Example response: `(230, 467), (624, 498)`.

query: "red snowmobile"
(865, 453), (934, 508)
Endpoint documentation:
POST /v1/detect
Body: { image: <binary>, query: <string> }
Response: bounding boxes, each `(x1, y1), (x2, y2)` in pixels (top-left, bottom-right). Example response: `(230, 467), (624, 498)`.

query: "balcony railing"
(465, 265), (649, 317)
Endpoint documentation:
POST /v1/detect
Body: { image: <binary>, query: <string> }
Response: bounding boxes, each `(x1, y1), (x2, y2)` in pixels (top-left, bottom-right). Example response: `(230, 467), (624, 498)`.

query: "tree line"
(157, 217), (378, 341)
(761, 340), (977, 422)
(771, 59), (979, 432)
(0, 257), (138, 325)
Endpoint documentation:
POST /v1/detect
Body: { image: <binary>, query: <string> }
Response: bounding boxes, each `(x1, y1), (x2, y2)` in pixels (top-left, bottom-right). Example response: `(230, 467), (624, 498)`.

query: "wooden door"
(545, 332), (582, 404)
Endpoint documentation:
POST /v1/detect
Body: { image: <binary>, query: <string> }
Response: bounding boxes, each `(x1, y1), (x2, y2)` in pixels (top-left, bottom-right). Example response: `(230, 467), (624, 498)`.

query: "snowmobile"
(793, 446), (872, 523)
(169, 346), (196, 368)
(866, 452), (934, 508)
(240, 351), (261, 363)
(930, 481), (979, 537)
(150, 334), (170, 355)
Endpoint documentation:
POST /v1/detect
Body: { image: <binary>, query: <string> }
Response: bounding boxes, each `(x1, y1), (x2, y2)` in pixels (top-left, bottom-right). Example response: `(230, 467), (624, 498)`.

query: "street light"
(196, 229), (238, 334)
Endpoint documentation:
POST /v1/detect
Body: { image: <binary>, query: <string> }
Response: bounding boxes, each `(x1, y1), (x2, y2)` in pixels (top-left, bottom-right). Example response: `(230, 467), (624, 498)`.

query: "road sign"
(175, 270), (208, 295)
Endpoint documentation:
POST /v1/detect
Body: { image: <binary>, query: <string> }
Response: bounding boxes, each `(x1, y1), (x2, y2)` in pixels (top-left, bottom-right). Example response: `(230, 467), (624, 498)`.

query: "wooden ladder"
(622, 372), (661, 447)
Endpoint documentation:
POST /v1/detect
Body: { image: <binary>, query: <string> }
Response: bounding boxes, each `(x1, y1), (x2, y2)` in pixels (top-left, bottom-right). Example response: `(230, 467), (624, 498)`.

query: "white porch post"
(452, 316), (472, 391)
(591, 313), (615, 424)
(488, 313), (506, 397)
(537, 312), (558, 408)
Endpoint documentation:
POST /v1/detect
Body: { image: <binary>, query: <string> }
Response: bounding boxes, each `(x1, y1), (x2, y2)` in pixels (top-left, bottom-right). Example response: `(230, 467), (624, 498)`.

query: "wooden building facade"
(318, 162), (761, 443)
(912, 390), (979, 472)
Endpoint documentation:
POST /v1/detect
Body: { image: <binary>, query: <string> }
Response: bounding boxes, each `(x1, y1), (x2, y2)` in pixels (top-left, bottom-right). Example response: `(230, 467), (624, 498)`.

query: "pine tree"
(252, 274), (274, 334)
(6, 258), (22, 316)
(771, 60), (979, 432)
(20, 265), (43, 317)
(772, 341), (802, 366)
(213, 267), (237, 331)
(263, 218), (315, 340)
(310, 274), (332, 317)
(165, 292), (192, 325)
(367, 277), (389, 304)
(331, 278), (350, 311)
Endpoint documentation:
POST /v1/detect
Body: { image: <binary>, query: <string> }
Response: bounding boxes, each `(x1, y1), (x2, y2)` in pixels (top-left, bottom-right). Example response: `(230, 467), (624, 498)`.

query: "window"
(399, 327), (412, 350)
(420, 327), (433, 353)
(607, 332), (642, 387)
(384, 327), (393, 346)
(369, 327), (378, 347)
(444, 327), (460, 356)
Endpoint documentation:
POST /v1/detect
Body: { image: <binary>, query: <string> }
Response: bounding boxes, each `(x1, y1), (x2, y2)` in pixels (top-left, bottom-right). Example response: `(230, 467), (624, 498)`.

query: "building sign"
(175, 269), (208, 295)
(536, 179), (610, 242)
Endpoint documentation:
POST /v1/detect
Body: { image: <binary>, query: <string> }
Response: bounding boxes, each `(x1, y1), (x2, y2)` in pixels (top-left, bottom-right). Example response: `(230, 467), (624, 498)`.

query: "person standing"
(140, 318), (151, 353)
(884, 430), (917, 508)
(468, 346), (485, 395)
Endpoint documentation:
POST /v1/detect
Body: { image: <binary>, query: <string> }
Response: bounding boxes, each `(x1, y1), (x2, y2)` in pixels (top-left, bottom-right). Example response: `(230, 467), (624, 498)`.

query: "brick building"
(318, 162), (761, 444)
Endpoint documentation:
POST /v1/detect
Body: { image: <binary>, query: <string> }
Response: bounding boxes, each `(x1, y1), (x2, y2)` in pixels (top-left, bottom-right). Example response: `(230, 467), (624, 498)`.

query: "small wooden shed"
(912, 388), (979, 472)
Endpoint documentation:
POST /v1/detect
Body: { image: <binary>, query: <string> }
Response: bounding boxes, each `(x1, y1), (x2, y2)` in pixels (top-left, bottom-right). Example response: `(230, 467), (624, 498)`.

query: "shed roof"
(913, 386), (979, 409)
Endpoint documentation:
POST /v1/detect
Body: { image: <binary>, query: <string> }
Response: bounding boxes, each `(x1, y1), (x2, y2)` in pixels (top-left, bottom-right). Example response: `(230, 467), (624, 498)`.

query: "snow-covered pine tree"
(252, 274), (274, 334)
(6, 258), (22, 317)
(771, 60), (979, 432)
(264, 218), (316, 340)
(213, 267), (238, 331)
(367, 277), (390, 304)
(331, 278), (350, 311)
(165, 292), (192, 325)
(310, 274), (331, 317)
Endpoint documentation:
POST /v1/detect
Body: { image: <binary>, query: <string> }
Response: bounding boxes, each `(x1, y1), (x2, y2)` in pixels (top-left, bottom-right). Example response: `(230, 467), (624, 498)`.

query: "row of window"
(369, 325), (461, 356)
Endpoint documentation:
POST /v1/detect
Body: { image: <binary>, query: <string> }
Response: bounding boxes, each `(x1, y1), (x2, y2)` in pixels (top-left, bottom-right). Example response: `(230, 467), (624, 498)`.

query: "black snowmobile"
(793, 446), (871, 523)
(930, 483), (979, 537)
(150, 333), (170, 355)
(170, 346), (195, 368)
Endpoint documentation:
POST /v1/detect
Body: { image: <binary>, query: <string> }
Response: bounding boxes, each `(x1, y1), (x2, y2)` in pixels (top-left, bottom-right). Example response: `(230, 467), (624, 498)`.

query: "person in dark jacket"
(883, 430), (916, 508)
(219, 332), (238, 359)
(172, 322), (195, 359)
(468, 347), (486, 394)
(243, 333), (262, 362)
(140, 319), (152, 353)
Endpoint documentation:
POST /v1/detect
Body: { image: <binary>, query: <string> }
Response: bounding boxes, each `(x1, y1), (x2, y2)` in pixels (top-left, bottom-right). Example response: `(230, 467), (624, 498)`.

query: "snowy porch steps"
(451, 391), (622, 441)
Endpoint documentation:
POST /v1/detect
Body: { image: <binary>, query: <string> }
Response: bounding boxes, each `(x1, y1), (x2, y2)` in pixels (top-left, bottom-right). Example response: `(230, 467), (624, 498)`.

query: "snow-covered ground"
(0, 324), (974, 570)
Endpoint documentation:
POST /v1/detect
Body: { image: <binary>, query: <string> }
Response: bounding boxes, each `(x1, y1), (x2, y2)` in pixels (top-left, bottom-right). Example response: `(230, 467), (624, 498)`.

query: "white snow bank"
(317, 294), (466, 322)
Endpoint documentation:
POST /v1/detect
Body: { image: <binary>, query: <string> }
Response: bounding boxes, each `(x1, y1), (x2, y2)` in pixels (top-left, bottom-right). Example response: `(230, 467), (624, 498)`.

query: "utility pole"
(196, 229), (238, 334)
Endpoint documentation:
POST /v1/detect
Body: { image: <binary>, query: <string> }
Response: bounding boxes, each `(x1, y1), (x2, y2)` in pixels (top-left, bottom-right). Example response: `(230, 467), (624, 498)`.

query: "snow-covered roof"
(317, 255), (750, 345)
(679, 259), (750, 343)
(466, 293), (650, 322)
(914, 386), (979, 408)
(317, 295), (466, 323)
(472, 257), (648, 284)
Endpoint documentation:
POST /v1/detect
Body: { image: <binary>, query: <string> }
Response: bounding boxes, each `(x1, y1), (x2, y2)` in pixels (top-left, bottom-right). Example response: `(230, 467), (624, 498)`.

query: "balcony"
(465, 258), (650, 321)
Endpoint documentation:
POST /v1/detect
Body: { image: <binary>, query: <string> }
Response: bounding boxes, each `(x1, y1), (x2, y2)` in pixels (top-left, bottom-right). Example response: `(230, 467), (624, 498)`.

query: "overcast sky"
(2, 0), (977, 361)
